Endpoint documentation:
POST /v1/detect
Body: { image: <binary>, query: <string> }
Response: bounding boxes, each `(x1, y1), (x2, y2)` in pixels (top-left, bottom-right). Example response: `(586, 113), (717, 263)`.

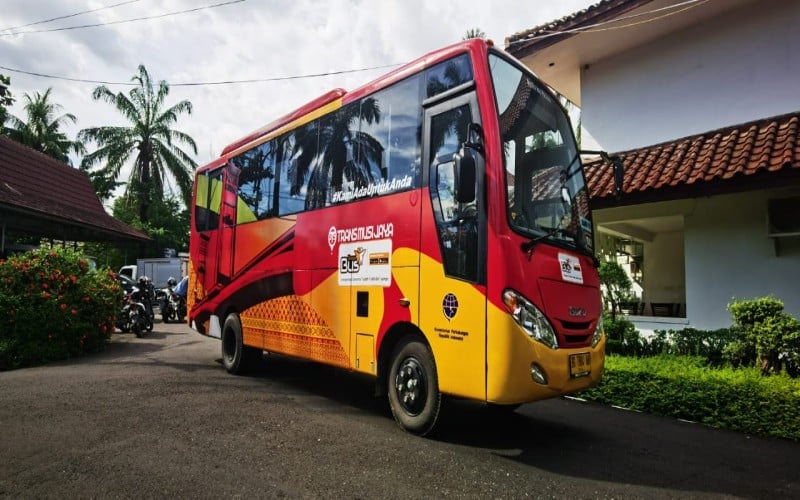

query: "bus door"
(217, 162), (240, 286)
(420, 92), (488, 401)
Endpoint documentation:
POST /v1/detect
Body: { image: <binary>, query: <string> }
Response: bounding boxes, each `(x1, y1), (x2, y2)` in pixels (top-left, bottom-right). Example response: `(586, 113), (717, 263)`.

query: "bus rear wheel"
(221, 313), (261, 375)
(387, 338), (440, 436)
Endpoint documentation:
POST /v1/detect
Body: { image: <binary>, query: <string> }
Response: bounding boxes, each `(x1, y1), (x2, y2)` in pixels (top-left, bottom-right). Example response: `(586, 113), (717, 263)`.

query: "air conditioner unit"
(767, 197), (800, 237)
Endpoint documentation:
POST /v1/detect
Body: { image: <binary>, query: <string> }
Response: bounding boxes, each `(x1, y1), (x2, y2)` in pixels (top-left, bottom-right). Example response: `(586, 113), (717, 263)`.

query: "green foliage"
(78, 64), (197, 224)
(598, 260), (633, 319)
(652, 327), (737, 367)
(462, 28), (486, 40)
(4, 87), (84, 164)
(581, 355), (800, 441)
(729, 296), (785, 327)
(726, 296), (800, 375)
(0, 248), (120, 370)
(602, 315), (642, 356)
(0, 73), (13, 131)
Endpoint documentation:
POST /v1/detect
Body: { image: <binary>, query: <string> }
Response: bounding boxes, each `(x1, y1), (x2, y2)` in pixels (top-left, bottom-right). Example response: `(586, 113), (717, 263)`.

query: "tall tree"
(5, 88), (84, 164)
(78, 64), (197, 223)
(462, 28), (486, 40)
(0, 73), (13, 133)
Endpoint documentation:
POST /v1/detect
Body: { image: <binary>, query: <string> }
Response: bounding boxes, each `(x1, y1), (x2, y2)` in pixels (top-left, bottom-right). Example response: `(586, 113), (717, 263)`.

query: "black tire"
(132, 317), (143, 338)
(221, 313), (261, 375)
(387, 338), (441, 436)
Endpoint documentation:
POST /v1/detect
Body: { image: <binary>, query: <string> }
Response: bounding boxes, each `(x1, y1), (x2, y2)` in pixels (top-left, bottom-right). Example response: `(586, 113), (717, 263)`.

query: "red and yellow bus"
(188, 39), (605, 435)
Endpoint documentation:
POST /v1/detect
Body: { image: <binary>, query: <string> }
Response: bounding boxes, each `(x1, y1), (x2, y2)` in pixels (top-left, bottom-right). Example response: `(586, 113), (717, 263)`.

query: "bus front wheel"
(387, 338), (441, 436)
(221, 313), (261, 375)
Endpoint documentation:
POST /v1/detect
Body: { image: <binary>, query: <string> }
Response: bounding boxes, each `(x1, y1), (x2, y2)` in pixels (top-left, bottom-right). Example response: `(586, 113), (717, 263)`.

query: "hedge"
(580, 355), (800, 441)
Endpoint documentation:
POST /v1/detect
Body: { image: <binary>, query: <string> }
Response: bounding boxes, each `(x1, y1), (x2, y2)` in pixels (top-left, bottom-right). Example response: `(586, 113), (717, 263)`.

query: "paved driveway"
(1, 321), (798, 498)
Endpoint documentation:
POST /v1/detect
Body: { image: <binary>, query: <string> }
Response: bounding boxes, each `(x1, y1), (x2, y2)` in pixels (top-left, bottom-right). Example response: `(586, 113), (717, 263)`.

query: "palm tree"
(78, 64), (197, 223)
(5, 88), (84, 164)
(463, 28), (486, 40)
(0, 73), (13, 132)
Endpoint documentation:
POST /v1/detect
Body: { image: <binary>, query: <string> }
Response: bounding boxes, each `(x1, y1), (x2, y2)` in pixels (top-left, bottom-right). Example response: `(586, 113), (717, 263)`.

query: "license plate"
(569, 352), (591, 378)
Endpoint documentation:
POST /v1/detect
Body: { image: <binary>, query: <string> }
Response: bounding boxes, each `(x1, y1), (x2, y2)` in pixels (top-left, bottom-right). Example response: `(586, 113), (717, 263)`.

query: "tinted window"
(426, 54), (473, 99)
(194, 169), (222, 231)
(276, 78), (423, 212)
(233, 141), (276, 223)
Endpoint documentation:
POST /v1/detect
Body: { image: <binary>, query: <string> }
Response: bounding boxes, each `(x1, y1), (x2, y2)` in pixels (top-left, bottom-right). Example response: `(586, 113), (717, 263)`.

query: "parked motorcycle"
(172, 276), (188, 322)
(116, 283), (154, 337)
(159, 277), (180, 323)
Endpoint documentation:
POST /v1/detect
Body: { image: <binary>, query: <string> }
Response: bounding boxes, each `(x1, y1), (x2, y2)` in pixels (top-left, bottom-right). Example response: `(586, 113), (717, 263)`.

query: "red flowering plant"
(0, 247), (121, 370)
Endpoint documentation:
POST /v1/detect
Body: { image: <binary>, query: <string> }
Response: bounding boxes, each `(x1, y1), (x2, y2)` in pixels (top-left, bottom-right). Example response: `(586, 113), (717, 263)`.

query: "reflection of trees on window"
(429, 104), (472, 165)
(426, 54), (473, 98)
(290, 99), (384, 210)
(234, 142), (275, 221)
(360, 74), (423, 192)
(429, 104), (478, 282)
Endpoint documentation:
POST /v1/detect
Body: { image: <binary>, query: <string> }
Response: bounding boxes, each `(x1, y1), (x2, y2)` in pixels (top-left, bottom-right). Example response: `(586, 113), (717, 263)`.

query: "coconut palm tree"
(462, 28), (486, 40)
(0, 73), (13, 131)
(5, 87), (84, 164)
(78, 64), (197, 223)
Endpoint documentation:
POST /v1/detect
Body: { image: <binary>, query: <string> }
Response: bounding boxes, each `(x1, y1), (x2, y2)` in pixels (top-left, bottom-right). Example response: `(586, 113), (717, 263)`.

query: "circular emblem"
(442, 293), (459, 320)
(328, 226), (337, 252)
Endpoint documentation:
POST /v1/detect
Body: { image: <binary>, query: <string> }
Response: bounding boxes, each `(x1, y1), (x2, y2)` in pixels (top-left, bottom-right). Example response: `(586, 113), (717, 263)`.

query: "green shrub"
(0, 248), (121, 370)
(598, 261), (633, 320)
(653, 328), (736, 367)
(602, 315), (644, 356)
(726, 296), (800, 376)
(582, 355), (800, 441)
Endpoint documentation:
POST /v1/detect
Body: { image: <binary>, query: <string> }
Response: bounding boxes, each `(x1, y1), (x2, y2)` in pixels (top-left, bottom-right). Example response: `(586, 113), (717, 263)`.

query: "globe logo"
(442, 293), (459, 320)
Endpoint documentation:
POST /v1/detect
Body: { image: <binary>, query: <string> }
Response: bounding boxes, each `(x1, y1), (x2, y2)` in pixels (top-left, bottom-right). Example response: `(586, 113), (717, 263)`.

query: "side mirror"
(453, 123), (484, 204)
(454, 147), (476, 203)
(581, 149), (625, 197)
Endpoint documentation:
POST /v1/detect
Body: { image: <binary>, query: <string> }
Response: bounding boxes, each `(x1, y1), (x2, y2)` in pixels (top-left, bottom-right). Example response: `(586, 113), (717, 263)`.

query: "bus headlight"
(502, 289), (558, 349)
(591, 318), (604, 348)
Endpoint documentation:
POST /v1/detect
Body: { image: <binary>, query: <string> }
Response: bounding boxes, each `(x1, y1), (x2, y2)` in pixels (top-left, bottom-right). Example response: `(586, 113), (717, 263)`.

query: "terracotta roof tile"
(585, 112), (800, 201)
(0, 137), (149, 242)
(506, 0), (652, 56)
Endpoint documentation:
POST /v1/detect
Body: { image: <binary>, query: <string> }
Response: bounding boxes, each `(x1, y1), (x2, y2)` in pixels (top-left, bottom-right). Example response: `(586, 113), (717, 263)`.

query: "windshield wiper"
(520, 227), (561, 254)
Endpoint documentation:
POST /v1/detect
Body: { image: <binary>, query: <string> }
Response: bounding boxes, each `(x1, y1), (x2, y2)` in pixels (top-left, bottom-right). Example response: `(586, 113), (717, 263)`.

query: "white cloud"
(2, 0), (595, 175)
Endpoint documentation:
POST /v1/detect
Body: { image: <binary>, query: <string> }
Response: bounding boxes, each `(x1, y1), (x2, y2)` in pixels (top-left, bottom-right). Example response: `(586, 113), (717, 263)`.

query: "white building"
(506, 0), (800, 332)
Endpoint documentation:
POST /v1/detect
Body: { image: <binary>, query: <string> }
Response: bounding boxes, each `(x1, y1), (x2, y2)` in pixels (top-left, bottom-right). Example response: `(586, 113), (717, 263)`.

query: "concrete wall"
(684, 190), (800, 329)
(580, 0), (800, 152)
(642, 230), (685, 309)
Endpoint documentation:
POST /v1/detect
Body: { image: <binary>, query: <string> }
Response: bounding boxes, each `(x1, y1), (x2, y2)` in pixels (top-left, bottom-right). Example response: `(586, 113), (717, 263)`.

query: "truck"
(118, 258), (184, 289)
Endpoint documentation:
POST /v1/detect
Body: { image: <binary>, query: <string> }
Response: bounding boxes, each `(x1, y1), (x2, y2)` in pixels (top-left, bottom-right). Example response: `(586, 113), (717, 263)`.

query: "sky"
(1, 0), (596, 198)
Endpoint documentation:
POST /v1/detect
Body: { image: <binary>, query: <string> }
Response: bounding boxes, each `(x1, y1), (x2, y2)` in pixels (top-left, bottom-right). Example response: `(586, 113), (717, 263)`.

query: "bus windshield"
(489, 53), (593, 253)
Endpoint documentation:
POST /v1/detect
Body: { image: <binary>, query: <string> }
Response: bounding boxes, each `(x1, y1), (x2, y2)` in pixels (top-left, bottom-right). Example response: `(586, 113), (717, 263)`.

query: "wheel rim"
(395, 357), (427, 416)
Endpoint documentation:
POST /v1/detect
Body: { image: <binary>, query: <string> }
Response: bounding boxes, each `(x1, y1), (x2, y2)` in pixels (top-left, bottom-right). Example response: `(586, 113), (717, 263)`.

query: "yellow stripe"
(224, 98), (343, 159)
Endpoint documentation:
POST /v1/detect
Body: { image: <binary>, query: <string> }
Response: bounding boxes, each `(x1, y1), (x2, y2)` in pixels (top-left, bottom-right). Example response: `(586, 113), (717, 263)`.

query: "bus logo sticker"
(328, 226), (338, 252)
(338, 239), (392, 287)
(442, 293), (459, 320)
(558, 253), (584, 284)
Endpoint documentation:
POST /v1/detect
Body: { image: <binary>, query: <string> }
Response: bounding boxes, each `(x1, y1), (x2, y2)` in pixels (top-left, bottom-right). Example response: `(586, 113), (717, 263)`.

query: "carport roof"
(585, 111), (800, 208)
(0, 137), (150, 244)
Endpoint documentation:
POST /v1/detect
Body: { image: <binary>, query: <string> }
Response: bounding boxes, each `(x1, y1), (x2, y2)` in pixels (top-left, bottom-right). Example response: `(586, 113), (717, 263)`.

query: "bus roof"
(202, 38), (491, 173)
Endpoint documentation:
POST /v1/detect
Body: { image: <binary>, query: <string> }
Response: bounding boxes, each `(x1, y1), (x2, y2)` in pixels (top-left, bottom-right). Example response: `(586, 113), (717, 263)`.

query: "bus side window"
(194, 170), (222, 232)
